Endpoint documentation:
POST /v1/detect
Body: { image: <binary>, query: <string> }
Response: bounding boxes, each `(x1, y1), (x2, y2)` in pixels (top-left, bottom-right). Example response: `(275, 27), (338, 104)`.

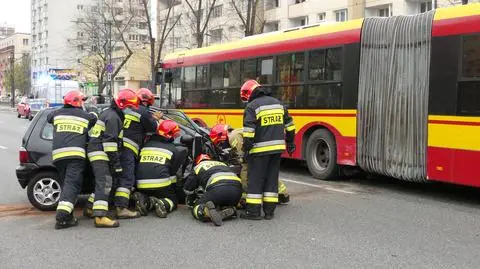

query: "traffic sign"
(106, 64), (114, 73)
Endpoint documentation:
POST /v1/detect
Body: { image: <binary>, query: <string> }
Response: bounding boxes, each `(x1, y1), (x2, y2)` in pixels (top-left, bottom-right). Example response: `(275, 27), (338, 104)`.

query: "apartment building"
(0, 23), (15, 40)
(0, 33), (31, 96)
(157, 0), (246, 56)
(263, 0), (479, 32)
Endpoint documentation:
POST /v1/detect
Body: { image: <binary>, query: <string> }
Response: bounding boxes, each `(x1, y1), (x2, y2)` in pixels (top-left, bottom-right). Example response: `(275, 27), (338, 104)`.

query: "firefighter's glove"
(287, 143), (296, 156)
(152, 111), (163, 121)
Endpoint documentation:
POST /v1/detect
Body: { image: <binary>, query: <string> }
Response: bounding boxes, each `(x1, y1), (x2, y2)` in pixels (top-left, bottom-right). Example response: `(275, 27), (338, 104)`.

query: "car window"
(41, 124), (53, 140)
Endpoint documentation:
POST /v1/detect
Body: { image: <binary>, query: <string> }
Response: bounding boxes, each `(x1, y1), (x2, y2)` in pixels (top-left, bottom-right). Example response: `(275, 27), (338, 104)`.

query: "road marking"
(0, 145), (7, 150)
(281, 178), (355, 194)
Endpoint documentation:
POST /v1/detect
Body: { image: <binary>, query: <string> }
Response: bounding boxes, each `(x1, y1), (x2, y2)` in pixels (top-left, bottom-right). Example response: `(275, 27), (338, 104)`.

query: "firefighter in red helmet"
(183, 154), (242, 226)
(240, 79), (296, 220)
(131, 120), (184, 218)
(47, 90), (98, 229)
(209, 123), (291, 206)
(83, 89), (141, 224)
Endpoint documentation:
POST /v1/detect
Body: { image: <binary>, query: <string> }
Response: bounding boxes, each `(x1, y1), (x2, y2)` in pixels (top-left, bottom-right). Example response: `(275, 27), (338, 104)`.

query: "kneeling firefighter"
(131, 120), (184, 217)
(184, 154), (242, 226)
(209, 124), (290, 206)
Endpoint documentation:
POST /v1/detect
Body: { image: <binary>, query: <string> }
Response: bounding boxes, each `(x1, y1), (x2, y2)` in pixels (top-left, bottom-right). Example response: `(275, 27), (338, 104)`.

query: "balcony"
(288, 0), (308, 19)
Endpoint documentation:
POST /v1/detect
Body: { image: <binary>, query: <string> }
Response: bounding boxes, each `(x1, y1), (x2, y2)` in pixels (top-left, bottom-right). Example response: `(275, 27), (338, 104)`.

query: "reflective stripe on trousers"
(245, 193), (262, 205)
(249, 140), (286, 154)
(136, 177), (171, 189)
(53, 147), (86, 161)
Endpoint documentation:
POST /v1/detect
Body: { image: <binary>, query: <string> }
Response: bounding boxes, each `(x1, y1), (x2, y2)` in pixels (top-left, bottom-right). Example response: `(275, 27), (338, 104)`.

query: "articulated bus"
(161, 4), (480, 187)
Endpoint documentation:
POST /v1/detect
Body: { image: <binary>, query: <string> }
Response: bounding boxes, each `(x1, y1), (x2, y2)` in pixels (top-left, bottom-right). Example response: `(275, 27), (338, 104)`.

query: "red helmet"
(157, 120), (181, 139)
(63, 90), (86, 108)
(137, 88), (155, 106)
(195, 154), (211, 165)
(115, 89), (139, 110)
(240, 79), (261, 102)
(209, 124), (230, 146)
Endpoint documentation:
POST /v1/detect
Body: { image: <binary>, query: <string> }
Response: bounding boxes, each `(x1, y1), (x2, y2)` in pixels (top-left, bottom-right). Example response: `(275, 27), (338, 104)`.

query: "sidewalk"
(0, 103), (17, 112)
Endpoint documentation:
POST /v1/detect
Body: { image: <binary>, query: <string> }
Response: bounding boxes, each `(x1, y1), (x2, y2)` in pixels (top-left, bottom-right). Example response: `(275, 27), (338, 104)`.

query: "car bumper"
(16, 163), (39, 188)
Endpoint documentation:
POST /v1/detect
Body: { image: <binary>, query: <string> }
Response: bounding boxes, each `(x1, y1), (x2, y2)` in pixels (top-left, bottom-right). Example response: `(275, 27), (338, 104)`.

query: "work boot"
(205, 201), (223, 226)
(264, 212), (274, 220)
(116, 207), (140, 219)
(83, 206), (93, 219)
(240, 211), (263, 220)
(55, 216), (79, 229)
(278, 193), (290, 204)
(150, 197), (167, 218)
(220, 207), (236, 220)
(132, 192), (149, 216)
(94, 216), (120, 228)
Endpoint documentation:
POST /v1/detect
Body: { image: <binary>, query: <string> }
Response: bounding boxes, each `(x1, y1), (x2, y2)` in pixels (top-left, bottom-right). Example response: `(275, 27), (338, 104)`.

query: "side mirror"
(180, 134), (194, 145)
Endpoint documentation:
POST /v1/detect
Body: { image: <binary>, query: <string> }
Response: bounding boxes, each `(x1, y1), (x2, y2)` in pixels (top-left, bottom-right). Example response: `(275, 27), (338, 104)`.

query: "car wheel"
(17, 113), (21, 118)
(28, 113), (33, 121)
(27, 171), (62, 211)
(305, 129), (339, 180)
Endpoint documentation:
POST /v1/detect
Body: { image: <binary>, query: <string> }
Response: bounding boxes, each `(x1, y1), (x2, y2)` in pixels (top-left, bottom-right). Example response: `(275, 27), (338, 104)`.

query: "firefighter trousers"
(54, 159), (86, 221)
(245, 154), (281, 216)
(115, 148), (136, 208)
(240, 162), (289, 196)
(140, 186), (178, 213)
(87, 160), (113, 217)
(193, 184), (242, 222)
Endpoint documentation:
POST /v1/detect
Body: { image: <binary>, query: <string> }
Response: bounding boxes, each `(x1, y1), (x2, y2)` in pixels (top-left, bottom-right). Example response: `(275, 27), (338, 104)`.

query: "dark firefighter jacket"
(47, 105), (97, 163)
(87, 102), (124, 167)
(183, 160), (242, 194)
(135, 135), (182, 190)
(242, 87), (296, 156)
(122, 105), (158, 157)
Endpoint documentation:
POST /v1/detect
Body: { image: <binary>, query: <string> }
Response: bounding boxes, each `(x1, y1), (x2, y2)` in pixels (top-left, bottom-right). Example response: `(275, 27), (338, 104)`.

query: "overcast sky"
(0, 0), (31, 33)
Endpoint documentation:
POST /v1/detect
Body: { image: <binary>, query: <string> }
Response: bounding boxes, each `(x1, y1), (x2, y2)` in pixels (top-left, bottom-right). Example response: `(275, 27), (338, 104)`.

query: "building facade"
(0, 33), (31, 96)
(0, 23), (15, 40)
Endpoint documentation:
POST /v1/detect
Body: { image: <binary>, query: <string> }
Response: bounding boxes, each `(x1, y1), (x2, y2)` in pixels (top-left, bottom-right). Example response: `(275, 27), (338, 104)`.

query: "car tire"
(27, 171), (62, 211)
(17, 113), (21, 118)
(28, 113), (33, 121)
(305, 129), (339, 180)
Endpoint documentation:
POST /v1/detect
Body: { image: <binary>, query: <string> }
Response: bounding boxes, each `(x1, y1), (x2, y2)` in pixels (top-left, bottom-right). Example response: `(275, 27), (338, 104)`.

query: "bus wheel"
(305, 129), (338, 180)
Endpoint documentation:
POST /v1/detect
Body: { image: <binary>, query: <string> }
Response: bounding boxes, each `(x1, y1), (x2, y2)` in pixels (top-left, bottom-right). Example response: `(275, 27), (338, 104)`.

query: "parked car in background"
(16, 97), (33, 120)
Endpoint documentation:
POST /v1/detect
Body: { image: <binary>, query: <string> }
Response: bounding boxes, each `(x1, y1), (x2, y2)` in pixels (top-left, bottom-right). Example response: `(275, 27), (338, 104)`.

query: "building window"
(265, 0), (279, 10)
(77, 4), (83, 10)
(77, 32), (84, 38)
(174, 37), (181, 48)
(212, 5), (222, 18)
(138, 22), (147, 29)
(23, 39), (29, 46)
(378, 7), (390, 17)
(78, 45), (84, 51)
(295, 0), (306, 3)
(300, 17), (308, 26)
(209, 29), (222, 44)
(335, 9), (347, 22)
(318, 12), (326, 22)
(420, 1), (432, 13)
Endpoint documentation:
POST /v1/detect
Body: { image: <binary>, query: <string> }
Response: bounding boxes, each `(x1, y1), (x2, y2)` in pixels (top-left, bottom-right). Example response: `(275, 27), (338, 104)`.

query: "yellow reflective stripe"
(208, 175), (241, 186)
(115, 191), (130, 199)
(263, 197), (279, 203)
(89, 155), (109, 162)
(53, 151), (86, 160)
(125, 114), (140, 122)
(286, 124), (296, 132)
(256, 108), (284, 119)
(246, 198), (262, 204)
(141, 150), (172, 160)
(137, 182), (172, 189)
(53, 119), (88, 128)
(243, 132), (255, 138)
(103, 142), (118, 152)
(93, 205), (108, 211)
(123, 142), (139, 156)
(249, 144), (286, 154)
(170, 176), (177, 183)
(104, 147), (117, 152)
(164, 198), (174, 211)
(193, 205), (200, 219)
(88, 195), (95, 203)
(56, 205), (73, 213)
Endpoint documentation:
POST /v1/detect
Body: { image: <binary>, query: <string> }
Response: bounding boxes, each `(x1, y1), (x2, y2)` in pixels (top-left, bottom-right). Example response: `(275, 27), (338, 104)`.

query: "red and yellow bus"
(161, 4), (480, 187)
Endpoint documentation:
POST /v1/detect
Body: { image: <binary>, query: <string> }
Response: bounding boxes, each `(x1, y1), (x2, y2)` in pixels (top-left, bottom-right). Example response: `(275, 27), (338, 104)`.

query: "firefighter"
(131, 120), (183, 218)
(113, 88), (160, 212)
(184, 154), (241, 226)
(85, 89), (141, 223)
(47, 90), (97, 229)
(240, 80), (296, 220)
(209, 124), (290, 206)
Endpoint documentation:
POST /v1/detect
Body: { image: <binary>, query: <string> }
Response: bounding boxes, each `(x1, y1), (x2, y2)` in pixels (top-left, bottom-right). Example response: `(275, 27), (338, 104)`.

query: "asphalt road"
(1, 108), (480, 268)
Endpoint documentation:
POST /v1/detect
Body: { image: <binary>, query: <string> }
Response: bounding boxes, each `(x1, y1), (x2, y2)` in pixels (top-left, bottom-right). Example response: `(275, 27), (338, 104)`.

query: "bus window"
(309, 48), (342, 81)
(326, 48), (342, 81)
(271, 85), (304, 108)
(211, 63), (224, 88)
(171, 68), (182, 106)
(212, 89), (239, 108)
(184, 66), (196, 90)
(224, 61), (240, 87)
(462, 35), (480, 78)
(241, 59), (257, 82)
(196, 65), (208, 89)
(257, 57), (274, 85)
(458, 82), (480, 115)
(277, 52), (305, 84)
(305, 83), (342, 108)
(183, 90), (212, 108)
